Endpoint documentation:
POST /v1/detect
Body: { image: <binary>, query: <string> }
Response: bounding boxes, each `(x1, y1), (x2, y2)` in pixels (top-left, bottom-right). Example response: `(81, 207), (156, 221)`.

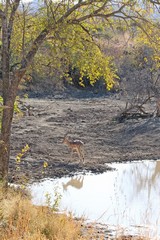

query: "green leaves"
(4, 0), (158, 91)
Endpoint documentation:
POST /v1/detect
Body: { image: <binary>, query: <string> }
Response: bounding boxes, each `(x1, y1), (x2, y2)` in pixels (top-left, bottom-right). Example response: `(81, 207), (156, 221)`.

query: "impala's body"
(63, 135), (85, 163)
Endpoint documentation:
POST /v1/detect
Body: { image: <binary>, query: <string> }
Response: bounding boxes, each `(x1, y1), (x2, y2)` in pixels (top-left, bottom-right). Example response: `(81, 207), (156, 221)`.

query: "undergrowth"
(0, 186), (90, 240)
(0, 186), (151, 240)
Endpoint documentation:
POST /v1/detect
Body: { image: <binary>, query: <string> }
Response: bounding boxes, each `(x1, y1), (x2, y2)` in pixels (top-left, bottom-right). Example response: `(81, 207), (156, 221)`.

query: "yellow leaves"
(43, 161), (48, 168)
(9, 9), (119, 90)
(23, 94), (28, 99)
(135, 21), (160, 70)
(79, 77), (85, 87)
(144, 57), (148, 63)
(11, 12), (47, 63)
(16, 154), (22, 163)
(42, 161), (48, 175)
(16, 144), (30, 163)
(154, 54), (160, 61)
(107, 82), (113, 91)
(68, 31), (118, 89)
(22, 144), (30, 153)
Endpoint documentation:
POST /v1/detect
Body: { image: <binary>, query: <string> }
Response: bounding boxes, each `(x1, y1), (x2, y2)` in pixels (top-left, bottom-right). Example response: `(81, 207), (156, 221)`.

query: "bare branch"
(150, 0), (160, 4)
(8, 0), (21, 49)
(57, 0), (95, 23)
(127, 18), (160, 45)
(67, 3), (127, 23)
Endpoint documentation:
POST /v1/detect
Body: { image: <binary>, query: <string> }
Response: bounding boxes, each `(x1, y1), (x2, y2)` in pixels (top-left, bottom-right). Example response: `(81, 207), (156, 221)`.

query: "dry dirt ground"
(9, 96), (160, 183)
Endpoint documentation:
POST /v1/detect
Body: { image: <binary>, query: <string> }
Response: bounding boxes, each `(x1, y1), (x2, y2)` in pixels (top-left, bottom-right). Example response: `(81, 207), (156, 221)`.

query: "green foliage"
(135, 22), (160, 69)
(0, 96), (3, 110)
(1, 0), (159, 93)
(14, 144), (30, 186)
(11, 12), (45, 64)
(3, 0), (159, 92)
(29, 22), (118, 89)
(8, 2), (122, 89)
(45, 186), (62, 211)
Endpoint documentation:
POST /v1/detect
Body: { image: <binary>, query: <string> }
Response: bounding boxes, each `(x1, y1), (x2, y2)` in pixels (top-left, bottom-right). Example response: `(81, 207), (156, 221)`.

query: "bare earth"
(9, 96), (160, 183)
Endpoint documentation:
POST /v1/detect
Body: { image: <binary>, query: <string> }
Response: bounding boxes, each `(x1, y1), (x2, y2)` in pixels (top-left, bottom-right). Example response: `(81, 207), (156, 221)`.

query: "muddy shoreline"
(9, 96), (160, 183)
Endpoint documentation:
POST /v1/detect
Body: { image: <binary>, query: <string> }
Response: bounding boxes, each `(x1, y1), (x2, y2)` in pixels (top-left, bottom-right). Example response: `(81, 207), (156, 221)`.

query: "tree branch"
(0, 9), (5, 19)
(20, 28), (50, 69)
(19, 0), (102, 70)
(8, 0), (21, 49)
(67, 3), (127, 23)
(150, 0), (160, 4)
(57, 0), (95, 23)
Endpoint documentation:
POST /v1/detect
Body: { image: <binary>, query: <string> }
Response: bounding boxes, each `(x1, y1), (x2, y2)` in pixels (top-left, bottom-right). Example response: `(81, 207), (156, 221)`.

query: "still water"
(29, 160), (160, 237)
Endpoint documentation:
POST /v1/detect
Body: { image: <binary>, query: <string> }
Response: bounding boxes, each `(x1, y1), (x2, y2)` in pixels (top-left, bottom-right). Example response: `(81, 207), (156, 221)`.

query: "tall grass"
(0, 186), (91, 240)
(0, 186), (151, 240)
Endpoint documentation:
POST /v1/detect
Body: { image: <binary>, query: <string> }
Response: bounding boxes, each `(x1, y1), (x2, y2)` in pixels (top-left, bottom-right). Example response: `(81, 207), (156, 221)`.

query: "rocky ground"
(9, 94), (160, 183)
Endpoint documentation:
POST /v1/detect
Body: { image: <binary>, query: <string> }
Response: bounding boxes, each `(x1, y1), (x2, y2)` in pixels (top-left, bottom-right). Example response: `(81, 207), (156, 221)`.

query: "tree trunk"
(0, 4), (48, 185)
(0, 1), (22, 186)
(0, 1), (49, 186)
(0, 103), (14, 185)
(0, 7), (10, 185)
(156, 98), (160, 117)
(0, 81), (17, 185)
(0, 68), (25, 185)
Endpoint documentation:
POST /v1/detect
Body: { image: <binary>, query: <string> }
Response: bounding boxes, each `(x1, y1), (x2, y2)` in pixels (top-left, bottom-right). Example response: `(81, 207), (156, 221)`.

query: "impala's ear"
(64, 132), (68, 138)
(63, 132), (69, 143)
(64, 131), (71, 138)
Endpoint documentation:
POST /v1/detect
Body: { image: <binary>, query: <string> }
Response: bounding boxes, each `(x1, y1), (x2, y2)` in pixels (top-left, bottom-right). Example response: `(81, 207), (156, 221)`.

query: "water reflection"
(119, 160), (160, 199)
(29, 160), (160, 237)
(62, 176), (84, 191)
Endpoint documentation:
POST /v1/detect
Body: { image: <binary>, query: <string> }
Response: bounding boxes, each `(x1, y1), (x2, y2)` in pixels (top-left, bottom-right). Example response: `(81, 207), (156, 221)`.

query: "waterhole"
(29, 160), (160, 238)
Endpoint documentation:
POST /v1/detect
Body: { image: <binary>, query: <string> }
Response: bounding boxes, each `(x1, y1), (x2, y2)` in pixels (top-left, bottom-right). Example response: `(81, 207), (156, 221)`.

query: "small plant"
(45, 186), (62, 212)
(14, 144), (30, 186)
(41, 161), (49, 175)
(16, 144), (30, 164)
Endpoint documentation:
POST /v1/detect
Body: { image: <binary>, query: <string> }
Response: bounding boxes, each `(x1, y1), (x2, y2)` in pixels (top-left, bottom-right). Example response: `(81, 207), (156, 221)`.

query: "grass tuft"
(0, 186), (87, 240)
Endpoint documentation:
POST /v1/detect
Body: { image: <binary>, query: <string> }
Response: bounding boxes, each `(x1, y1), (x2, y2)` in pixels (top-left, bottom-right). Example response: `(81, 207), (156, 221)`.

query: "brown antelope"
(62, 134), (85, 163)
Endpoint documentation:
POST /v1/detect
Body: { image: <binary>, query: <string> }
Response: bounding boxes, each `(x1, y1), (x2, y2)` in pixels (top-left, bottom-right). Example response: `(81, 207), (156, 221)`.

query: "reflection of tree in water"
(120, 161), (160, 200)
(62, 176), (84, 191)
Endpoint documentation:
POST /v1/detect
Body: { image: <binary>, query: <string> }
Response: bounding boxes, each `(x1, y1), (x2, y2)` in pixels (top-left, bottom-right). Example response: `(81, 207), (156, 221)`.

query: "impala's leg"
(80, 147), (85, 163)
(71, 149), (74, 159)
(78, 147), (85, 164)
(76, 148), (83, 163)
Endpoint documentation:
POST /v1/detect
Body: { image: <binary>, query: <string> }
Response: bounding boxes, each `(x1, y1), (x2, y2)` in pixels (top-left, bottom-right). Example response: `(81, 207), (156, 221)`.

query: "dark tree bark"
(0, 2), (49, 185)
(0, 1), (25, 185)
(0, 71), (25, 185)
(156, 99), (160, 117)
(0, 5), (11, 185)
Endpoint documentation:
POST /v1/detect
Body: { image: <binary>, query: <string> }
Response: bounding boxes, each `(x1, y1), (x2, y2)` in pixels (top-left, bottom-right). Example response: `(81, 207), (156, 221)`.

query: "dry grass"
(0, 186), (152, 240)
(0, 186), (90, 240)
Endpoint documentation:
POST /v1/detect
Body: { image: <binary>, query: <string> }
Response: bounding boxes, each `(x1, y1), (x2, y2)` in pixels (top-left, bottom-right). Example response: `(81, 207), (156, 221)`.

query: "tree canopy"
(1, 0), (159, 87)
